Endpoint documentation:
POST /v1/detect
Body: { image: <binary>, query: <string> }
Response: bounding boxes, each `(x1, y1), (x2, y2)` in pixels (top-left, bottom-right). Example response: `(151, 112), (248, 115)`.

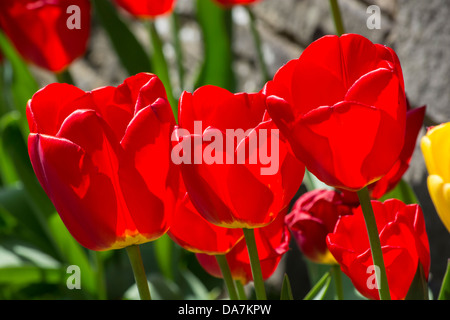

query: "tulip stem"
(148, 19), (178, 122)
(245, 6), (271, 84)
(329, 0), (346, 36)
(243, 228), (267, 300)
(126, 245), (152, 300)
(55, 69), (74, 85)
(331, 264), (344, 300)
(357, 187), (391, 300)
(216, 254), (239, 300)
(235, 280), (248, 300)
(94, 251), (107, 300)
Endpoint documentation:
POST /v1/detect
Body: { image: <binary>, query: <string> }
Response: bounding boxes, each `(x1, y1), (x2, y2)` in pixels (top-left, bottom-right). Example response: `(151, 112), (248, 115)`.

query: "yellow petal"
(427, 175), (450, 233)
(422, 123), (450, 181)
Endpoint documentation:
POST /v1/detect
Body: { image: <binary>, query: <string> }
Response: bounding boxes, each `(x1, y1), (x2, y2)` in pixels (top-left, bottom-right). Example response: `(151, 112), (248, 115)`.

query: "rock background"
(32, 0), (450, 299)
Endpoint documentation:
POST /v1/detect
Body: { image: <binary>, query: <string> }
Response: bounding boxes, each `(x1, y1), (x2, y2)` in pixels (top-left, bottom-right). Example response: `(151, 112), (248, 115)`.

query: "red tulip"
(174, 85), (305, 228)
(114, 0), (175, 19)
(196, 210), (290, 285)
(167, 180), (243, 255)
(213, 0), (261, 7)
(326, 199), (430, 300)
(264, 33), (407, 191)
(27, 73), (178, 251)
(0, 0), (91, 72)
(285, 189), (357, 264)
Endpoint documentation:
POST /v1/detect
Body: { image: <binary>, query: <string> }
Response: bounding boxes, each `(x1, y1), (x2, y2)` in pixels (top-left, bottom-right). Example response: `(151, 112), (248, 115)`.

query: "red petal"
(179, 132), (237, 227)
(179, 86), (266, 134)
(121, 98), (177, 227)
(27, 83), (87, 135)
(298, 102), (403, 190)
(168, 190), (243, 255)
(114, 0), (175, 18)
(291, 35), (347, 115)
(345, 67), (406, 122)
(28, 133), (118, 251)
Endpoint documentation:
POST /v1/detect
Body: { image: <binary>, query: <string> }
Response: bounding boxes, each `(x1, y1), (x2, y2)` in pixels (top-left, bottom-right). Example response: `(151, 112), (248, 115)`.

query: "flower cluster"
(1, 0), (446, 302)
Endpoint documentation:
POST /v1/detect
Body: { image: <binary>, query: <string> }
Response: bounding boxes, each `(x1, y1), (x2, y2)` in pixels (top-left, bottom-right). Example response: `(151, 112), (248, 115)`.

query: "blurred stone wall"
(32, 0), (450, 298)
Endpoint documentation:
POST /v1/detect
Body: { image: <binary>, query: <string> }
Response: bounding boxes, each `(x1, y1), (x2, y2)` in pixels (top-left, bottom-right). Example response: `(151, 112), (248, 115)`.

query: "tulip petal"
(168, 191), (243, 255)
(291, 35), (348, 115)
(297, 102), (403, 190)
(114, 0), (175, 18)
(56, 108), (166, 247)
(179, 87), (266, 134)
(422, 123), (450, 181)
(26, 83), (87, 135)
(179, 132), (237, 227)
(345, 67), (406, 122)
(120, 98), (176, 231)
(427, 175), (450, 232)
(28, 133), (118, 251)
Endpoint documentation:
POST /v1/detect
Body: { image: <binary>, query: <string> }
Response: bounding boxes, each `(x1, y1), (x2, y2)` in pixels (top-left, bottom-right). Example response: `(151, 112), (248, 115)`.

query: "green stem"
(55, 68), (74, 85)
(125, 245), (152, 300)
(357, 187), (391, 300)
(235, 280), (248, 300)
(242, 228), (267, 300)
(148, 20), (178, 122)
(216, 254), (239, 300)
(171, 12), (185, 92)
(329, 0), (345, 36)
(331, 264), (344, 300)
(94, 251), (107, 300)
(245, 6), (270, 84)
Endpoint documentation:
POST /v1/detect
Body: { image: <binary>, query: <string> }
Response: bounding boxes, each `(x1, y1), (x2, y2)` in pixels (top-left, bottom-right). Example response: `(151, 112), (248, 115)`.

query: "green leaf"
(0, 116), (97, 297)
(0, 113), (55, 219)
(405, 262), (429, 300)
(0, 30), (38, 135)
(0, 186), (56, 256)
(153, 233), (179, 281)
(0, 266), (64, 286)
(91, 0), (151, 76)
(379, 179), (419, 204)
(303, 270), (331, 300)
(46, 213), (97, 297)
(194, 0), (236, 92)
(280, 273), (294, 300)
(438, 259), (450, 300)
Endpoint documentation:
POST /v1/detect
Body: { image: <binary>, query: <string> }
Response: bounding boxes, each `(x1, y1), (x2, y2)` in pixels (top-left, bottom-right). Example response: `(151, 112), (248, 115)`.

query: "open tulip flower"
(0, 0), (91, 72)
(27, 73), (178, 251)
(196, 210), (290, 285)
(174, 85), (305, 229)
(264, 33), (407, 191)
(421, 122), (450, 232)
(114, 0), (176, 19)
(285, 189), (357, 265)
(326, 199), (430, 300)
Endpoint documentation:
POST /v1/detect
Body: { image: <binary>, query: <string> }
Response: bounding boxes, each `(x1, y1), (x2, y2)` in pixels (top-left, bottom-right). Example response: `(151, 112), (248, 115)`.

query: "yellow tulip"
(421, 122), (450, 232)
